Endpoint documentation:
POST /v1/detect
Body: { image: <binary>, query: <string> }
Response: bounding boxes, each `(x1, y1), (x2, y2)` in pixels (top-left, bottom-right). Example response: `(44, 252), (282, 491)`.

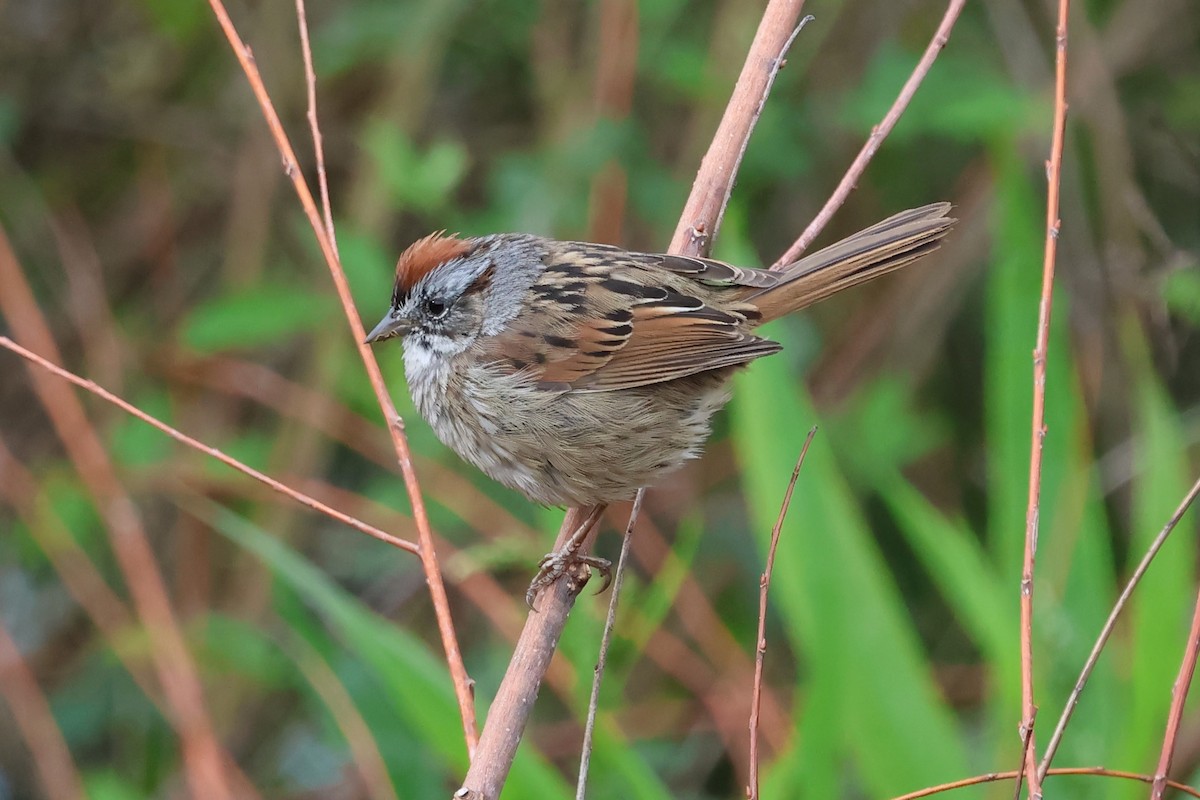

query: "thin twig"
(576, 491), (646, 800)
(1012, 708), (1037, 800)
(1151, 583), (1200, 799)
(748, 427), (816, 800)
(1038, 474), (1200, 777)
(294, 0), (337, 255)
(204, 0), (476, 751)
(669, 0), (809, 257)
(888, 767), (1200, 800)
(1018, 0), (1071, 794)
(773, 0), (966, 267)
(0, 337), (420, 553)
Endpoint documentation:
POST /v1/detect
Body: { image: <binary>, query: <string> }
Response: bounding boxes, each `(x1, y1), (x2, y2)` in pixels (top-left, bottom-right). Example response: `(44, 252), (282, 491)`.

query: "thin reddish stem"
(1019, 0), (1071, 794)
(748, 427), (816, 800)
(294, 0), (337, 255)
(204, 0), (476, 751)
(773, 0), (966, 267)
(576, 491), (646, 800)
(889, 767), (1200, 800)
(1151, 583), (1200, 798)
(1039, 473), (1200, 778)
(0, 336), (418, 554)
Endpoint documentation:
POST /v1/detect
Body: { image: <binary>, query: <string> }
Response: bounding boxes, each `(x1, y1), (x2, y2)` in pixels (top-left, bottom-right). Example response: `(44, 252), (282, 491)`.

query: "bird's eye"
(424, 297), (449, 318)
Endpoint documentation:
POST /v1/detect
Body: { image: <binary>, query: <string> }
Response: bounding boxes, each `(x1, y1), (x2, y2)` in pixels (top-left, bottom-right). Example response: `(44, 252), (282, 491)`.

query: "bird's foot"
(525, 551), (612, 610)
(525, 504), (607, 610)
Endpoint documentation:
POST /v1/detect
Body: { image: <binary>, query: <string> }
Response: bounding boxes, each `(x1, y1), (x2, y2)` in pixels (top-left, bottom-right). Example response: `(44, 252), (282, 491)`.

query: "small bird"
(367, 204), (954, 602)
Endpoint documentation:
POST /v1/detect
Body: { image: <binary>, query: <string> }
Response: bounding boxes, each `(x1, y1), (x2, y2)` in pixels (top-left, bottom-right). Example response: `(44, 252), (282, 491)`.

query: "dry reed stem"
(294, 0), (337, 256)
(669, 0), (809, 257)
(1019, 0), (1071, 794)
(576, 490), (646, 799)
(204, 0), (477, 751)
(773, 0), (966, 266)
(748, 427), (816, 800)
(1038, 473), (1200, 777)
(889, 767), (1200, 800)
(1151, 583), (1200, 798)
(0, 337), (421, 554)
(459, 506), (602, 799)
(456, 2), (808, 795)
(0, 619), (87, 800)
(0, 228), (237, 799)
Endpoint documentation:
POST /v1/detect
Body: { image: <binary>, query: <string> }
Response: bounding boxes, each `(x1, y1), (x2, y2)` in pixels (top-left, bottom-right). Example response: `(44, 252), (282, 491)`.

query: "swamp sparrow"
(367, 204), (954, 602)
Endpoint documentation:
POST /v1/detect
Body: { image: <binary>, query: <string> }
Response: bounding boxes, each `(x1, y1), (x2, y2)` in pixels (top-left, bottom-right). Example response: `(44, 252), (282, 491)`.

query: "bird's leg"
(526, 504), (610, 610)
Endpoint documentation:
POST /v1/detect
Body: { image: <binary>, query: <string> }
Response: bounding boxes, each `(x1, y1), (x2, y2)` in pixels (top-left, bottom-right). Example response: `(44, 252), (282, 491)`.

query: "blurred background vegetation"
(1, 0), (1199, 797)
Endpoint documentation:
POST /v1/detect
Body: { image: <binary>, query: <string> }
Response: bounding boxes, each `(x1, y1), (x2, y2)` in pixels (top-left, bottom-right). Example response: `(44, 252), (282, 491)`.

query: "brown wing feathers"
(474, 203), (953, 392)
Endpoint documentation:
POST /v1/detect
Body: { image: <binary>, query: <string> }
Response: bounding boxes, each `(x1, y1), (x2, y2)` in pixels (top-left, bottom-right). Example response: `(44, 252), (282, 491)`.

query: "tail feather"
(750, 203), (955, 322)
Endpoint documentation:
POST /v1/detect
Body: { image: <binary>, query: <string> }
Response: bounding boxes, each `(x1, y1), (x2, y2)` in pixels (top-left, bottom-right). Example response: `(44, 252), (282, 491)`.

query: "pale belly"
(406, 356), (734, 507)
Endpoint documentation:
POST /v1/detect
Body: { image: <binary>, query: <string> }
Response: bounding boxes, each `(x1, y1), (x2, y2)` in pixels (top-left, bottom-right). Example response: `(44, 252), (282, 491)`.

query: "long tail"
(750, 203), (956, 323)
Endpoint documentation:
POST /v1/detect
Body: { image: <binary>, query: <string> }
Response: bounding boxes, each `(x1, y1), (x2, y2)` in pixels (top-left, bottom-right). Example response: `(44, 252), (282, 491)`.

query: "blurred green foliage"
(1, 0), (1198, 798)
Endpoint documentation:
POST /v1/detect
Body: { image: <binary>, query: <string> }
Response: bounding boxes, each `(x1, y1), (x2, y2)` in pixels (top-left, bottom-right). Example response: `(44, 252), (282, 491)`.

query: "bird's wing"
(471, 246), (780, 392)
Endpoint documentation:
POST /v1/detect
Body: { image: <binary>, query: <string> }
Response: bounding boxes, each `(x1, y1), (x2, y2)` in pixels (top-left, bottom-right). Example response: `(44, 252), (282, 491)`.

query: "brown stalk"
(1038, 473), (1200, 777)
(0, 618), (87, 800)
(294, 0), (337, 255)
(631, 512), (791, 761)
(459, 505), (603, 799)
(888, 767), (1200, 800)
(575, 490), (646, 799)
(456, 2), (808, 796)
(1151, 583), (1200, 799)
(204, 0), (477, 751)
(0, 229), (235, 798)
(1019, 0), (1071, 794)
(748, 427), (816, 800)
(669, 0), (809, 257)
(0, 337), (420, 554)
(773, 0), (966, 266)
(0, 438), (262, 798)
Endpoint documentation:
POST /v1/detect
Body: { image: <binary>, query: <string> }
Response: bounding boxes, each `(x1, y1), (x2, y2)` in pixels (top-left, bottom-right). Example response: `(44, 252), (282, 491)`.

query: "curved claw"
(525, 552), (613, 610)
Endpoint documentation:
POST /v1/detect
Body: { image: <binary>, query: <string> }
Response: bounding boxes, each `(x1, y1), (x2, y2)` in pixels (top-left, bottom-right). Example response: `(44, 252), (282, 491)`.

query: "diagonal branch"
(773, 0), (966, 267)
(0, 336), (419, 554)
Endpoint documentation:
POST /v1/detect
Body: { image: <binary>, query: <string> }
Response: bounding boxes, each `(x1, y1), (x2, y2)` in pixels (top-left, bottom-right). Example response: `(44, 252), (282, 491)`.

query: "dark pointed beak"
(364, 311), (410, 344)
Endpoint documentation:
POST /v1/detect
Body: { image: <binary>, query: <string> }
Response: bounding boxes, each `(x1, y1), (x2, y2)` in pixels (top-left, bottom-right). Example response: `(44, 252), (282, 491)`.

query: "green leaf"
(364, 123), (469, 214)
(182, 285), (331, 354)
(1163, 261), (1200, 325)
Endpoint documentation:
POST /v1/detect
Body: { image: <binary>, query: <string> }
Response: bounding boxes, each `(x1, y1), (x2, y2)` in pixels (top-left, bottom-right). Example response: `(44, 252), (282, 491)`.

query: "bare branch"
(748, 427), (816, 800)
(773, 0), (966, 267)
